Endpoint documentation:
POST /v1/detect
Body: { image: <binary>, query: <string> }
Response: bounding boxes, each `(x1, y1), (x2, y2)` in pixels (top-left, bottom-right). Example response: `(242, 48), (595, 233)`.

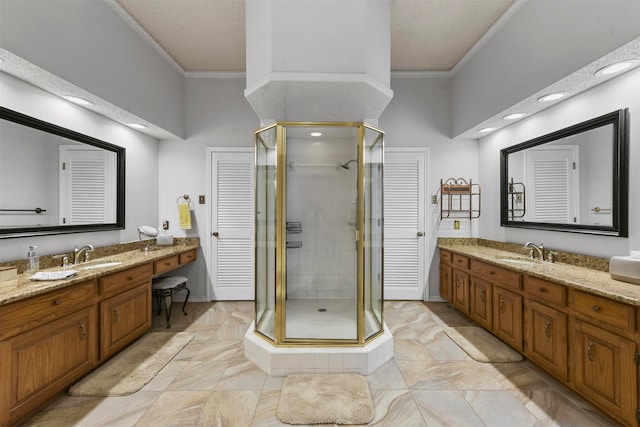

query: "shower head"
(340, 159), (357, 169)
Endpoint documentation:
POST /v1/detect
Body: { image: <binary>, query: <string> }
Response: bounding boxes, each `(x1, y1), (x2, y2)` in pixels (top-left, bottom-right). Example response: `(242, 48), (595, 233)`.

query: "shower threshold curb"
(243, 322), (393, 376)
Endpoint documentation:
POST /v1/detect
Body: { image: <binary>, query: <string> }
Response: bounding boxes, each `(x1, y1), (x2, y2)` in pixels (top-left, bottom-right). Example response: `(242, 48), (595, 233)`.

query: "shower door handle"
(417, 232), (424, 237)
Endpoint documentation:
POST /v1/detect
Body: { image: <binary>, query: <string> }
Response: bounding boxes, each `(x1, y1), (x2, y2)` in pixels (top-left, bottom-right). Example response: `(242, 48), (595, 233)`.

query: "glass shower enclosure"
(255, 122), (384, 346)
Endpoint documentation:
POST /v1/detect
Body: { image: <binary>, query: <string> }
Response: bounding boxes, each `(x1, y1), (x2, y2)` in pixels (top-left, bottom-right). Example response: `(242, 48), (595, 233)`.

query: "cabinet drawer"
(571, 290), (636, 332)
(440, 250), (453, 264)
(100, 264), (152, 297)
(154, 255), (179, 275)
(452, 253), (469, 269)
(179, 249), (197, 265)
(523, 276), (566, 307)
(0, 281), (97, 340)
(470, 259), (521, 289)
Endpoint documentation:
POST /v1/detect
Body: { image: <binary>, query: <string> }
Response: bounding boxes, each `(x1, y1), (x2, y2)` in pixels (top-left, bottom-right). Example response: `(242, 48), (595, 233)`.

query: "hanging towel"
(178, 202), (192, 230)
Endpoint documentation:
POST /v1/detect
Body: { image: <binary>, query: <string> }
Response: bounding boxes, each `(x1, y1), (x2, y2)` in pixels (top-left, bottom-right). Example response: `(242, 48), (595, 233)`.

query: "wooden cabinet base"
(0, 307), (97, 427)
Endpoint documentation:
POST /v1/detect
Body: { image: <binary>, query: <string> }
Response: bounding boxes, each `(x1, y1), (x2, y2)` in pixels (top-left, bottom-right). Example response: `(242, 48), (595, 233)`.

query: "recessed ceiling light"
(478, 127), (496, 133)
(503, 113), (527, 120)
(538, 92), (568, 102)
(310, 132), (322, 137)
(127, 122), (148, 129)
(63, 95), (93, 106)
(595, 60), (639, 76)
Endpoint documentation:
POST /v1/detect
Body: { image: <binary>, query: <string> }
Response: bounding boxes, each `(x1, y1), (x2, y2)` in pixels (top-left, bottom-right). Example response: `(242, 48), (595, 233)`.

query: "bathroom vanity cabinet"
(439, 248), (640, 426)
(0, 246), (197, 427)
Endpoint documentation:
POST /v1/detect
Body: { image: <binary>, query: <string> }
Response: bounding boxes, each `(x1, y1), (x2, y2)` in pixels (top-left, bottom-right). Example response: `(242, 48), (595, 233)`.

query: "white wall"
(0, 0), (185, 138)
(478, 66), (640, 258)
(0, 72), (159, 263)
(379, 75), (479, 299)
(451, 0), (640, 137)
(157, 77), (259, 301)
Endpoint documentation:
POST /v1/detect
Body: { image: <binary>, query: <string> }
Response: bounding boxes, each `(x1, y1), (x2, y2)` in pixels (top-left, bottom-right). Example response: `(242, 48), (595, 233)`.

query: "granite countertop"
(0, 243), (199, 307)
(438, 243), (640, 307)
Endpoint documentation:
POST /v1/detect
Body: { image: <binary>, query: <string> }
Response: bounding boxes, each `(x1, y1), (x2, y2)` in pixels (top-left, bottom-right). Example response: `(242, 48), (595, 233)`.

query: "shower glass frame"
(254, 122), (384, 346)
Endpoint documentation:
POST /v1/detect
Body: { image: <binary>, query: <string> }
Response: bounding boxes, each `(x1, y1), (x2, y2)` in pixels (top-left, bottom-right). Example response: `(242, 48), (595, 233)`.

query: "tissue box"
(0, 266), (17, 282)
(609, 256), (640, 285)
(156, 235), (174, 246)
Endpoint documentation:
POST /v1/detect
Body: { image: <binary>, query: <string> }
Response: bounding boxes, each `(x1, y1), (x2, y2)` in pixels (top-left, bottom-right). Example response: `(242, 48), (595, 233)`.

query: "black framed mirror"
(500, 108), (628, 237)
(0, 107), (125, 239)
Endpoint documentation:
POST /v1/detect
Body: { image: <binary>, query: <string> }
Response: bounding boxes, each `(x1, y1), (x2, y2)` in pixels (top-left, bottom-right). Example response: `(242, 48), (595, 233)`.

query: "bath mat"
(68, 332), (193, 396)
(444, 326), (523, 363)
(277, 374), (374, 425)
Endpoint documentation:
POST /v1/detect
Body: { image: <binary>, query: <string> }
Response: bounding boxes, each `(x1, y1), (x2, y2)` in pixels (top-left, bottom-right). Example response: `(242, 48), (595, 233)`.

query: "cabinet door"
(0, 308), (96, 426)
(573, 319), (637, 426)
(452, 269), (469, 315)
(470, 277), (492, 330)
(525, 300), (568, 381)
(493, 286), (523, 351)
(439, 264), (452, 302)
(100, 284), (151, 360)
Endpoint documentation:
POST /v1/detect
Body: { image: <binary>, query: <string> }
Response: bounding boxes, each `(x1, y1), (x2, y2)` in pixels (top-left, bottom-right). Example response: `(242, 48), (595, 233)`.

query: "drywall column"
(244, 0), (393, 122)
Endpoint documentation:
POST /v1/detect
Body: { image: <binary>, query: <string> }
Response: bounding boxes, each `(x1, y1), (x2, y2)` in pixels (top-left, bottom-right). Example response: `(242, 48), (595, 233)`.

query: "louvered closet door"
(211, 150), (255, 300)
(384, 149), (426, 300)
(525, 147), (578, 223)
(60, 146), (115, 224)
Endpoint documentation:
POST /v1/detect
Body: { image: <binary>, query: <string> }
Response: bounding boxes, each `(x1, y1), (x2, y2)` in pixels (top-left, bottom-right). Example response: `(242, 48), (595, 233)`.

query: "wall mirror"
(500, 108), (628, 237)
(0, 107), (125, 239)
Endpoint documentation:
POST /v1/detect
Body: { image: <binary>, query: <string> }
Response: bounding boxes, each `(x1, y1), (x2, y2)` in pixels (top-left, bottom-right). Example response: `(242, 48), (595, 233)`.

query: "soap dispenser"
(27, 245), (39, 273)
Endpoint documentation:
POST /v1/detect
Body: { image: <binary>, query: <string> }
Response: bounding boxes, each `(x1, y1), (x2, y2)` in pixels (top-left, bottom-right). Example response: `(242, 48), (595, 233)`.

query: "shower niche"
(252, 122), (386, 354)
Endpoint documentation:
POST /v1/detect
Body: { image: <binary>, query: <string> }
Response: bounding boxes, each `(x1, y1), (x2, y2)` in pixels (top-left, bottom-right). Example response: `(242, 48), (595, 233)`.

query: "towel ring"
(177, 194), (190, 204)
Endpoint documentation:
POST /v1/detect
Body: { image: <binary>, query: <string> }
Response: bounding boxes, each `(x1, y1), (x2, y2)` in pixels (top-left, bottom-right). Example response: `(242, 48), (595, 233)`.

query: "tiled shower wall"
(286, 137), (357, 299)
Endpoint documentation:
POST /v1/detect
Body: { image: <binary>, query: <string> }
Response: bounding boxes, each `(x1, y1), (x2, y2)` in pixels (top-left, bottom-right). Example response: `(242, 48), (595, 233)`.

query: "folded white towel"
(30, 270), (78, 281)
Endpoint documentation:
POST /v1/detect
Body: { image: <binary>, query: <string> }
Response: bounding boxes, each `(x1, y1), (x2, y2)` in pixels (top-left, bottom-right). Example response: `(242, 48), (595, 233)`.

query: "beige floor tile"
(464, 390), (540, 426)
(366, 359), (408, 390)
(369, 390), (427, 427)
(166, 359), (228, 391)
(411, 389), (484, 427)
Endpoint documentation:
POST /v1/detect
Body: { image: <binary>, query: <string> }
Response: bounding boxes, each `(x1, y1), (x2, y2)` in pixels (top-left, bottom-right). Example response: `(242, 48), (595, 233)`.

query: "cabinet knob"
(592, 305), (600, 312)
(54, 298), (62, 305)
(417, 231), (424, 237)
(79, 322), (86, 341)
(538, 287), (546, 293)
(113, 308), (119, 323)
(499, 300), (505, 313)
(212, 231), (219, 237)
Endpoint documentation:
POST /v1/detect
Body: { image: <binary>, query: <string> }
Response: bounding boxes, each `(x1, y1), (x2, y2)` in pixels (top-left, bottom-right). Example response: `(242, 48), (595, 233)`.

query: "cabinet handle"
(499, 300), (505, 313)
(544, 320), (551, 338)
(164, 262), (171, 266)
(592, 305), (600, 312)
(127, 276), (134, 281)
(113, 308), (119, 323)
(480, 290), (486, 302)
(586, 341), (595, 361)
(538, 287), (546, 293)
(489, 271), (495, 275)
(79, 322), (86, 340)
(54, 298), (62, 305)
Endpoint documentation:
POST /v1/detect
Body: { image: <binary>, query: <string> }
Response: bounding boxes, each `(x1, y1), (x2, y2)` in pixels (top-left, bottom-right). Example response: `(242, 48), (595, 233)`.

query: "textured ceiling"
(114, 0), (515, 73)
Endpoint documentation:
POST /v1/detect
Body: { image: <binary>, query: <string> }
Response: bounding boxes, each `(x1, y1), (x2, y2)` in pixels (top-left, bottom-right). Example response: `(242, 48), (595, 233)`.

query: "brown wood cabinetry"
(452, 268), (470, 315)
(470, 276), (492, 329)
(525, 300), (568, 381)
(439, 263), (452, 302)
(0, 247), (196, 426)
(440, 249), (640, 427)
(100, 284), (151, 360)
(492, 285), (523, 352)
(0, 306), (97, 426)
(572, 319), (637, 426)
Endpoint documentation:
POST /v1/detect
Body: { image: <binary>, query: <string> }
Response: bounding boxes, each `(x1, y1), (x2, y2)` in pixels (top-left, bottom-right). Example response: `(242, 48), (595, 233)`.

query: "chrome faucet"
(74, 244), (94, 264)
(524, 242), (544, 261)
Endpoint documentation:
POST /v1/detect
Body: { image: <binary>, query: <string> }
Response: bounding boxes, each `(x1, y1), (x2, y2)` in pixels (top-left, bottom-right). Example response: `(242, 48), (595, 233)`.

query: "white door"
(209, 149), (255, 300)
(384, 148), (427, 300)
(525, 146), (578, 223)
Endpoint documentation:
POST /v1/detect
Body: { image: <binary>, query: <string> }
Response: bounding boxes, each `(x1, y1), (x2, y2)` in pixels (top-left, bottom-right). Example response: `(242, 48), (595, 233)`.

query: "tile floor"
(23, 300), (616, 426)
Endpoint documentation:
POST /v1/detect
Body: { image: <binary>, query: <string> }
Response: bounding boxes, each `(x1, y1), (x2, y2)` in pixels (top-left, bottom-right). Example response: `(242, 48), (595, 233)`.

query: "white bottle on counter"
(27, 245), (39, 272)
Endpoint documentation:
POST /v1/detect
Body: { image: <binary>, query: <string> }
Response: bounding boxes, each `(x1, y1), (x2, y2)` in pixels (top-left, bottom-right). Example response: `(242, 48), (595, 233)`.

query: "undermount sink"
(79, 261), (123, 270)
(497, 257), (539, 265)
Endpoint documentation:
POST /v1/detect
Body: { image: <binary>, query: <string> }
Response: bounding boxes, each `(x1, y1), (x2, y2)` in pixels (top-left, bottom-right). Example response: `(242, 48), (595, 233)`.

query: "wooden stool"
(152, 275), (190, 328)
